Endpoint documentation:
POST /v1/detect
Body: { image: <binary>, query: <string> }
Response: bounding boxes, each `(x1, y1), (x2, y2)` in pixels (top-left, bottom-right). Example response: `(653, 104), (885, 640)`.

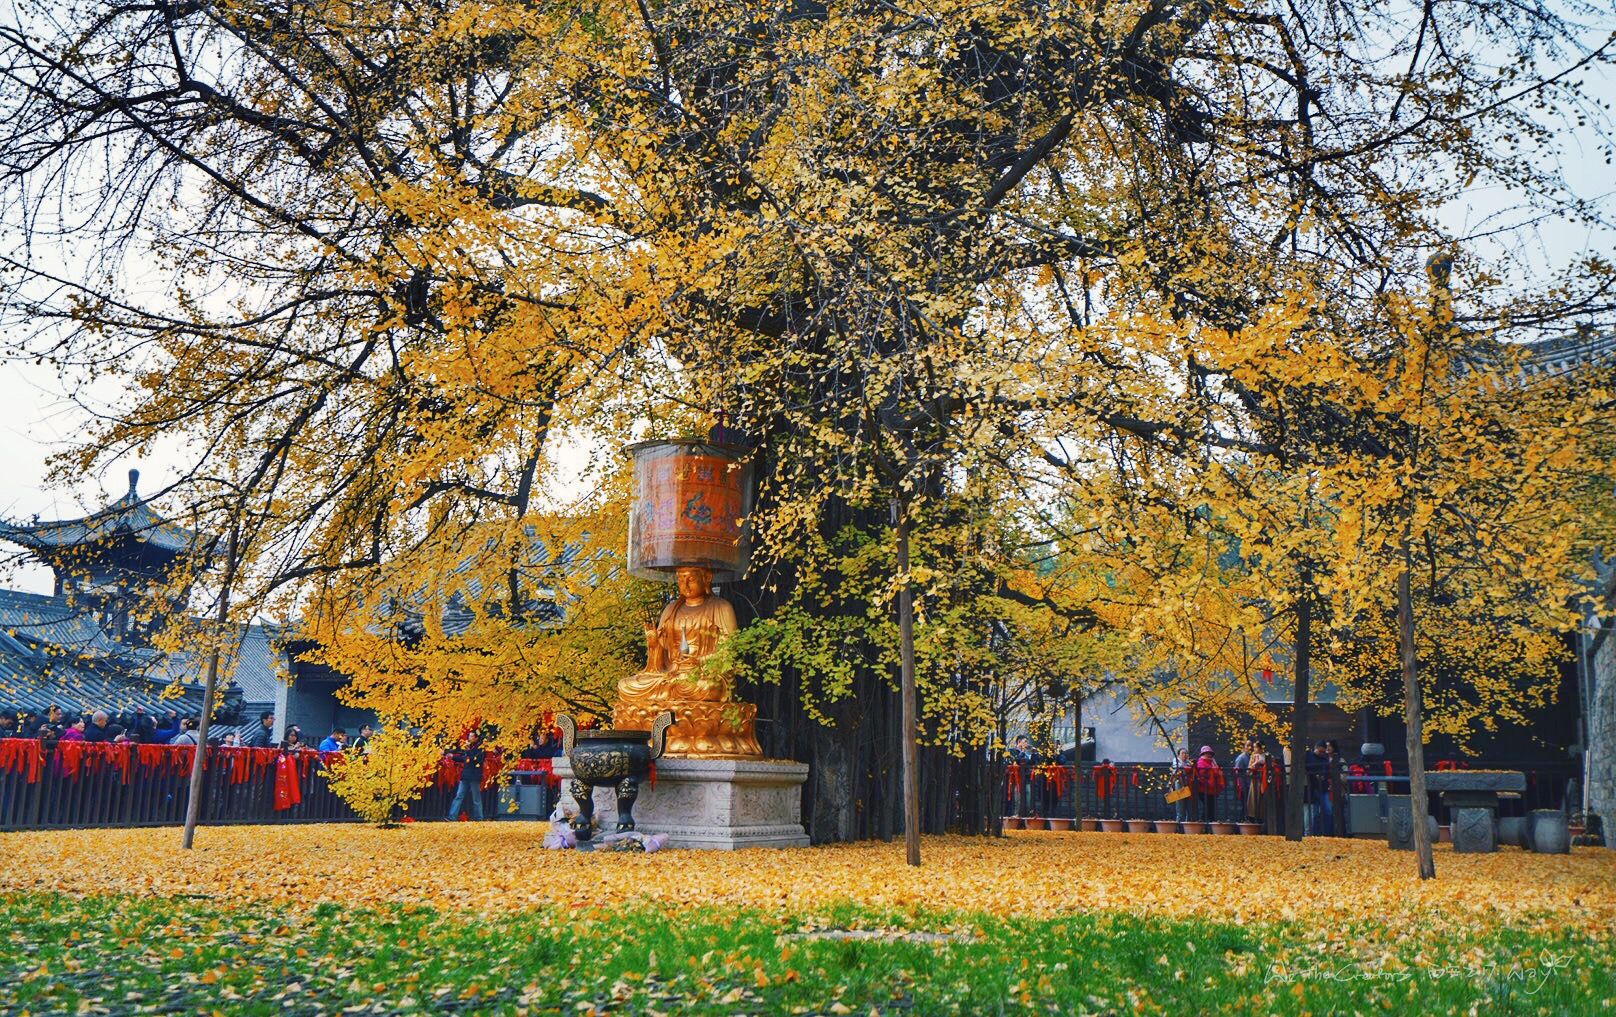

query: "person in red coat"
(1192, 746), (1226, 822)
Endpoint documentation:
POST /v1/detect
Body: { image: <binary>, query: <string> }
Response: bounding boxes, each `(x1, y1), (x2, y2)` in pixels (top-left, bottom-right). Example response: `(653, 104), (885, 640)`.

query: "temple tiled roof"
(0, 589), (125, 657)
(150, 623), (285, 705)
(1519, 329), (1616, 379)
(390, 529), (602, 638)
(0, 633), (207, 717)
(0, 588), (281, 718)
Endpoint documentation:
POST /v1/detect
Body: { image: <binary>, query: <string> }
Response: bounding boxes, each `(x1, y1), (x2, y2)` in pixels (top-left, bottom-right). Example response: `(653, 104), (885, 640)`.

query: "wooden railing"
(0, 738), (555, 831)
(1002, 759), (1581, 833)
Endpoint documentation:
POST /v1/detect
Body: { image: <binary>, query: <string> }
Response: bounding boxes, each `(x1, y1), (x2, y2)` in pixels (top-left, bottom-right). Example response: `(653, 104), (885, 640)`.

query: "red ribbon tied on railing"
(272, 751), (304, 810)
(1253, 759), (1283, 793)
(135, 743), (192, 776)
(437, 758), (462, 789)
(224, 746), (280, 784)
(437, 753), (504, 790)
(1093, 763), (1118, 799)
(0, 737), (45, 783)
(1034, 763), (1071, 797)
(52, 742), (133, 782)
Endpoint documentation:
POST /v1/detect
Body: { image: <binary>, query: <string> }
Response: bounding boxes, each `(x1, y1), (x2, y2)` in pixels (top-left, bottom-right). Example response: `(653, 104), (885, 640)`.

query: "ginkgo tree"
(1306, 259), (1612, 877)
(994, 248), (1612, 861)
(2, 0), (1612, 845)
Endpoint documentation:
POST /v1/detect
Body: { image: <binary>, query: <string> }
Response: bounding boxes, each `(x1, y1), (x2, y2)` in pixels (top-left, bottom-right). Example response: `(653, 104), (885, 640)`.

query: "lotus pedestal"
(556, 756), (811, 850)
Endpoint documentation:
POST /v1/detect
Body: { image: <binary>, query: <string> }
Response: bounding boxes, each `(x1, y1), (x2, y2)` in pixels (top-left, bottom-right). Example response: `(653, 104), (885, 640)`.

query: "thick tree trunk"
(1399, 532), (1437, 879)
(754, 648), (999, 843)
(1284, 578), (1312, 842)
(739, 471), (999, 843)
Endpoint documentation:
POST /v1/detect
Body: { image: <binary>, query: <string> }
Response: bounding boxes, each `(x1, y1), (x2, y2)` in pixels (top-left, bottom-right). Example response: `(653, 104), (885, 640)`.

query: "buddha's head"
(675, 565), (712, 601)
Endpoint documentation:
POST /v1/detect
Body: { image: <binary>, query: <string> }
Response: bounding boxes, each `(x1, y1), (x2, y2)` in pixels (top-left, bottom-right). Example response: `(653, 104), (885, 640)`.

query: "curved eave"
(0, 510), (200, 557)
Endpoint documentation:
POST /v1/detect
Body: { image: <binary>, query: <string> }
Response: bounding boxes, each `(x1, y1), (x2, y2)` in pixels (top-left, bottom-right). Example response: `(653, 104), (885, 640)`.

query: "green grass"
(1, 892), (1609, 1016)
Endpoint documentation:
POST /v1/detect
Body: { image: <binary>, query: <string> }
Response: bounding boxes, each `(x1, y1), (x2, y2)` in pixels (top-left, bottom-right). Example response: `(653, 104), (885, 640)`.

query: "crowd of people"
(1, 704), (234, 747)
(439, 724), (563, 821)
(0, 705), (381, 756)
(1005, 733), (1366, 834)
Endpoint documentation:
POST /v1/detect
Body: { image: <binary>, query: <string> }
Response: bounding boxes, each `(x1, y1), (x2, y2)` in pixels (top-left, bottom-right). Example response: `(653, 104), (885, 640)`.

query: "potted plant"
(1209, 821), (1238, 835)
(1125, 818), (1153, 833)
(1099, 817), (1125, 833)
(1153, 819), (1180, 833)
(1003, 815), (1025, 830)
(1047, 816), (1074, 832)
(1025, 816), (1049, 831)
(1080, 817), (1101, 832)
(1235, 821), (1261, 836)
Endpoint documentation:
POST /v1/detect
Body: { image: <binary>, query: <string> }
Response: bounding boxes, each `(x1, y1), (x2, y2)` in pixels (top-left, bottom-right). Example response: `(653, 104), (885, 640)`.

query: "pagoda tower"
(0, 469), (203, 644)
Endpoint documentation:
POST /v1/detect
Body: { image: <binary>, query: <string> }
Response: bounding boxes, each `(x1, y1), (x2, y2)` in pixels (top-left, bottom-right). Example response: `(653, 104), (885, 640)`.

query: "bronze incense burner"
(556, 712), (675, 841)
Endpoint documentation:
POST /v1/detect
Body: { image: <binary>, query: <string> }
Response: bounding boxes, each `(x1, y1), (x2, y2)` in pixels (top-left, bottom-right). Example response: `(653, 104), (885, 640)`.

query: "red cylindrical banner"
(627, 440), (753, 582)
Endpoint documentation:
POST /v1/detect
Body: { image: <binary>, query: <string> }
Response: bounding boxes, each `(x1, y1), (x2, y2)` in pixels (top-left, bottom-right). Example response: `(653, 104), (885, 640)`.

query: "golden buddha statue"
(613, 565), (762, 759)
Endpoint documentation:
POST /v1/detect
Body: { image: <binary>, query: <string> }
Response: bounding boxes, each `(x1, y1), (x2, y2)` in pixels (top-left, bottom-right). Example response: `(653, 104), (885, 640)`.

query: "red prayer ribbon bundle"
(436, 758), (462, 789)
(135, 743), (192, 776)
(272, 751), (304, 810)
(1033, 763), (1071, 797)
(1092, 763), (1118, 799)
(53, 742), (134, 782)
(221, 746), (281, 784)
(0, 737), (45, 783)
(437, 754), (507, 791)
(1252, 759), (1283, 793)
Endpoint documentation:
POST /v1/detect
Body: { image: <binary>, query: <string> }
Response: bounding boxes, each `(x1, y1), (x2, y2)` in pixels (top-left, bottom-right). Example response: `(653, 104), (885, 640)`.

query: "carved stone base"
(556, 757), (810, 850)
(1451, 807), (1498, 853)
(1384, 796), (1438, 851)
(614, 699), (762, 759)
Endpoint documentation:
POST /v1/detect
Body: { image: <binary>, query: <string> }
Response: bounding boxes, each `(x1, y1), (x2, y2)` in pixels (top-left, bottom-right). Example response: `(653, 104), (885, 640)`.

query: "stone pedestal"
(1347, 794), (1384, 839)
(1442, 789), (1506, 853)
(1525, 809), (1570, 855)
(1385, 795), (1439, 851)
(555, 756), (810, 850)
(1450, 806), (1498, 853)
(1427, 773), (1524, 854)
(1498, 816), (1528, 848)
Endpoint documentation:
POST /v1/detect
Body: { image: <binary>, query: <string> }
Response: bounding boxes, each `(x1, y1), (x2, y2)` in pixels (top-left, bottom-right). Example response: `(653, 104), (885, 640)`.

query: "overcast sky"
(2, 8), (1613, 596)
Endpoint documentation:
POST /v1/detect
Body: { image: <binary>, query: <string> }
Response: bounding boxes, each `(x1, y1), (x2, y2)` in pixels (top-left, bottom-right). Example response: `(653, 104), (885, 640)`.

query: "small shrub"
(322, 727), (441, 826)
